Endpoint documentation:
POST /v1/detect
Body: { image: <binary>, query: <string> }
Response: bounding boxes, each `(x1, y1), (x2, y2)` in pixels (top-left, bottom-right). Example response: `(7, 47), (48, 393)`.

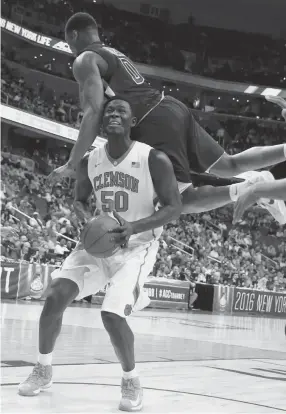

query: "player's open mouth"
(109, 121), (121, 125)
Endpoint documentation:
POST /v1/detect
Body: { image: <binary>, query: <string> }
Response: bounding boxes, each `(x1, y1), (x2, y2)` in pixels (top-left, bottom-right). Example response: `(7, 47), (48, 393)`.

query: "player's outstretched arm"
(210, 143), (286, 178)
(69, 52), (104, 167)
(48, 52), (104, 182)
(109, 150), (182, 246)
(233, 178), (286, 223)
(73, 155), (94, 223)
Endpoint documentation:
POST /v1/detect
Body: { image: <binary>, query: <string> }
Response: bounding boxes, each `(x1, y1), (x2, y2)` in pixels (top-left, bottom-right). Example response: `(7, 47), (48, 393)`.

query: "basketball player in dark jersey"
(49, 13), (286, 223)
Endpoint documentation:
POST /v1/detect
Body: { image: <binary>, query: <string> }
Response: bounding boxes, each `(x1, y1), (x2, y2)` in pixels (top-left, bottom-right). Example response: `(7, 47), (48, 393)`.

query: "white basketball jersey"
(88, 141), (163, 247)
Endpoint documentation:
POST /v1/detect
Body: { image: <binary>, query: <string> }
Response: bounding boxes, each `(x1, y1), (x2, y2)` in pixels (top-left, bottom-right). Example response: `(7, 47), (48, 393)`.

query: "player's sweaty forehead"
(104, 99), (132, 114)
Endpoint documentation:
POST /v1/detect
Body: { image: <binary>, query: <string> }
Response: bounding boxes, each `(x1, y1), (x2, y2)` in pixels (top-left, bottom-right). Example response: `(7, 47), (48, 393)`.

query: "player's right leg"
(18, 277), (79, 396)
(179, 170), (286, 223)
(18, 244), (105, 397)
(184, 111), (286, 222)
(100, 242), (159, 412)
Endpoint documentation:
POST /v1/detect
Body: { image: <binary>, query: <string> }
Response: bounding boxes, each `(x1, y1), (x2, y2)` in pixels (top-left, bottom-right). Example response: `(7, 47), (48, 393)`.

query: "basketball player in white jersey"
(18, 97), (182, 411)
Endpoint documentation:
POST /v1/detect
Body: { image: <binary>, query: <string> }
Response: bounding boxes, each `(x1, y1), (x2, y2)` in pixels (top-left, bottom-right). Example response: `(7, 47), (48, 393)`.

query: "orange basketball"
(80, 215), (120, 258)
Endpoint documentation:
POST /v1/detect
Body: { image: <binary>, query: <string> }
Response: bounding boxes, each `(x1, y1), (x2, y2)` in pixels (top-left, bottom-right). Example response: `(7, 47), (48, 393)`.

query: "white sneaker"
(119, 377), (143, 412)
(236, 171), (286, 224)
(18, 362), (52, 396)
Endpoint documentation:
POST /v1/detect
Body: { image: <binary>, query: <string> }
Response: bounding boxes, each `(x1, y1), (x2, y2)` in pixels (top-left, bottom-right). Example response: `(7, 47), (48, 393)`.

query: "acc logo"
(124, 304), (133, 316)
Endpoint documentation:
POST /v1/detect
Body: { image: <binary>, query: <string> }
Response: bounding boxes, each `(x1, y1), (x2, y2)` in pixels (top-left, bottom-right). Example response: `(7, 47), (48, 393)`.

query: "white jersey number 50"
(101, 190), (129, 212)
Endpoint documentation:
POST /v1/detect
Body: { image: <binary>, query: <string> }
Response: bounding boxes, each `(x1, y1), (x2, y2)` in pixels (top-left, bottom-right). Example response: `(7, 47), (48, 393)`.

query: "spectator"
(54, 238), (70, 256)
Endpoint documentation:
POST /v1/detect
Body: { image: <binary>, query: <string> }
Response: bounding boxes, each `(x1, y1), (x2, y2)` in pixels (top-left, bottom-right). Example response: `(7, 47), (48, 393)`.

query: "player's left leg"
(185, 113), (286, 223)
(187, 113), (286, 177)
(101, 242), (159, 412)
(179, 172), (286, 224)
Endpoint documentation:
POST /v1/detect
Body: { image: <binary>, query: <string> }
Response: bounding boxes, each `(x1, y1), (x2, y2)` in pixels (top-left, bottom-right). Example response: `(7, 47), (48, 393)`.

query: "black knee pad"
(190, 172), (244, 187)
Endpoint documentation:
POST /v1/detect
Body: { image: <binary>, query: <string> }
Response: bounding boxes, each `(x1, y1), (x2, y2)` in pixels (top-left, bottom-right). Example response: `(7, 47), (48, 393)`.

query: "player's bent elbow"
(227, 154), (241, 176)
(170, 202), (183, 221)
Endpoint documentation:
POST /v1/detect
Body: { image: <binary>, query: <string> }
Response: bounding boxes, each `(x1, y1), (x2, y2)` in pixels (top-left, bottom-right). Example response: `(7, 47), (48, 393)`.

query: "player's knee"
(221, 154), (240, 176)
(43, 279), (79, 317)
(211, 153), (240, 177)
(101, 311), (123, 331)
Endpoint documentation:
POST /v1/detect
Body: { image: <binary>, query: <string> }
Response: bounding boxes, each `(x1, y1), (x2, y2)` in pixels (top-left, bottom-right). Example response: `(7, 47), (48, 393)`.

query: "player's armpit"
(149, 149), (182, 211)
(128, 150), (182, 235)
(69, 52), (105, 168)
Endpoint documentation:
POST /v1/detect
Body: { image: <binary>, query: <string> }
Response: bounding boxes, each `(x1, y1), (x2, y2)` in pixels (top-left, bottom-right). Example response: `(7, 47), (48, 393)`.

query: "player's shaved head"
(65, 12), (98, 34)
(65, 12), (100, 55)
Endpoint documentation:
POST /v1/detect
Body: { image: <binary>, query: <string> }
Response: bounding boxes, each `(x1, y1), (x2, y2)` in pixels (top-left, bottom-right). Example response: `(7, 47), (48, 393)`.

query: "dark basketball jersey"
(79, 42), (162, 122)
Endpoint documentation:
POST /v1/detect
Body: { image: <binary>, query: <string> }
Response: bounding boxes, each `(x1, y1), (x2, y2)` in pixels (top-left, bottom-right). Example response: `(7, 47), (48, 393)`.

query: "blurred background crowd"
(1, 0), (286, 293)
(1, 146), (285, 292)
(2, 0), (286, 87)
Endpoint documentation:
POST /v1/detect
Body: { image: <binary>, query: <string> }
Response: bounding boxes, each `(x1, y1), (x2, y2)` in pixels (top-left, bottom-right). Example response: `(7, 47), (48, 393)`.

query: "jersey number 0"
(103, 46), (145, 85)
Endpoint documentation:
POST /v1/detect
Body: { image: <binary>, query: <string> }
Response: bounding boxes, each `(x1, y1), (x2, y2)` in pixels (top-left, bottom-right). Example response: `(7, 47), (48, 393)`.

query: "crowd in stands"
(2, 0), (286, 87)
(196, 111), (286, 155)
(158, 211), (286, 291)
(2, 52), (286, 148)
(1, 152), (79, 267)
(1, 58), (83, 129)
(1, 143), (285, 292)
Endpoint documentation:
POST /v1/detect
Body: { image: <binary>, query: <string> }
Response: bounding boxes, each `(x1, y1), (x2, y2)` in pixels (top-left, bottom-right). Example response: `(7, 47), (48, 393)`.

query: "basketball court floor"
(1, 300), (286, 413)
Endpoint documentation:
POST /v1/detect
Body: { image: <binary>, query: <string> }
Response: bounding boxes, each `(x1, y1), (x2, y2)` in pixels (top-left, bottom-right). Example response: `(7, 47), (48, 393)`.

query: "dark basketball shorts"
(131, 95), (225, 183)
(270, 161), (286, 180)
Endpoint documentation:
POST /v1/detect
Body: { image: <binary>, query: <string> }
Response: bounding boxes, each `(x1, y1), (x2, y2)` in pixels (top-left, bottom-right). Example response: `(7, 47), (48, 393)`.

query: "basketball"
(80, 215), (120, 258)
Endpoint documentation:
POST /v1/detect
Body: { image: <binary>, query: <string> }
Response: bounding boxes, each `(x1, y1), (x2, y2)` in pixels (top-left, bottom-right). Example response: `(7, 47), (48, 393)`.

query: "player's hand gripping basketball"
(265, 96), (286, 121)
(108, 211), (134, 248)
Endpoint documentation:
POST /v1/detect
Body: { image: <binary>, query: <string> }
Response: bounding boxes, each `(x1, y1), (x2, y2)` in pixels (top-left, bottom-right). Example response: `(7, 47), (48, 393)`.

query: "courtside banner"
(2, 17), (286, 98)
(145, 279), (190, 304)
(0, 261), (53, 300)
(92, 278), (190, 310)
(1, 18), (72, 55)
(212, 285), (234, 313)
(1, 105), (107, 147)
(232, 287), (286, 316)
(0, 261), (21, 299)
(1, 105), (78, 141)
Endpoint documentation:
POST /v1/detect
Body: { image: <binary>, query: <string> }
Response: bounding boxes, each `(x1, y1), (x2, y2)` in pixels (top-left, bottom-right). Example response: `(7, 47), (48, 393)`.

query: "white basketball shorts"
(51, 240), (159, 318)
